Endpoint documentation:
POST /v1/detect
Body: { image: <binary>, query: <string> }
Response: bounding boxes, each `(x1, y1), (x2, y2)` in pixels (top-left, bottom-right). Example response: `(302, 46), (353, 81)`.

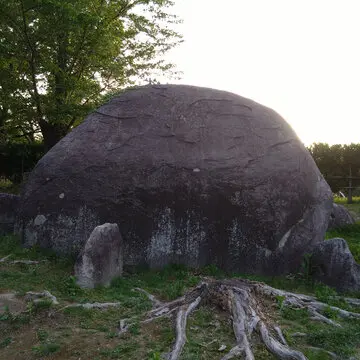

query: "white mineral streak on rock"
(185, 210), (205, 267)
(278, 228), (292, 249)
(148, 207), (174, 267)
(228, 218), (243, 262)
(148, 208), (204, 267)
(23, 206), (99, 252)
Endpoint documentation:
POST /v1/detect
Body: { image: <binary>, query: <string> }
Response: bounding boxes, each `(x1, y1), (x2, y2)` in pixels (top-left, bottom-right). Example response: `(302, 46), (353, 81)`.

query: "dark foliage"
(0, 142), (44, 183)
(308, 143), (360, 194)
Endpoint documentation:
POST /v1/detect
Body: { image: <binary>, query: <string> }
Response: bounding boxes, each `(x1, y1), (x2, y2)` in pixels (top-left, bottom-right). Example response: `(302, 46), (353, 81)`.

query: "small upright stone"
(327, 203), (355, 230)
(75, 223), (123, 288)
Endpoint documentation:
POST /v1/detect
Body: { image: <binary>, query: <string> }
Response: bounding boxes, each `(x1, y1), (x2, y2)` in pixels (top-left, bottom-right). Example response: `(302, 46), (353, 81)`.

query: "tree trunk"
(39, 120), (69, 151)
(39, 33), (70, 151)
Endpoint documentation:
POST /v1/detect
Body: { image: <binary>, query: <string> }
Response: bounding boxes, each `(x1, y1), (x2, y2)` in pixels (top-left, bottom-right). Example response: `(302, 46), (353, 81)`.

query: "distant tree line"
(308, 143), (360, 195)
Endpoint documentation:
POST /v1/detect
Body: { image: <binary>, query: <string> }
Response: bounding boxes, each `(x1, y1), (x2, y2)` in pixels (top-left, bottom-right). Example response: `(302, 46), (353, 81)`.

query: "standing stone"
(0, 193), (19, 235)
(16, 85), (332, 276)
(75, 223), (123, 288)
(327, 203), (355, 230)
(311, 238), (360, 292)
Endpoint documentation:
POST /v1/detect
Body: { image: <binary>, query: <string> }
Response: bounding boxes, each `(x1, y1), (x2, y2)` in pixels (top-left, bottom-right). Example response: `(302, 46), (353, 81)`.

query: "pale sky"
(164, 0), (360, 145)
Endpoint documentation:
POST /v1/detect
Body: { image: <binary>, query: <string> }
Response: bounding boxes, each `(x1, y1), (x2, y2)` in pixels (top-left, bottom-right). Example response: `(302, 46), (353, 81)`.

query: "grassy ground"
(328, 199), (360, 263)
(1, 236), (360, 359)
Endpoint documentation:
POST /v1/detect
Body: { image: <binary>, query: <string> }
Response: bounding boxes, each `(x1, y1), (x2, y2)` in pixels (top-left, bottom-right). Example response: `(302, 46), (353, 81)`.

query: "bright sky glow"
(164, 0), (360, 145)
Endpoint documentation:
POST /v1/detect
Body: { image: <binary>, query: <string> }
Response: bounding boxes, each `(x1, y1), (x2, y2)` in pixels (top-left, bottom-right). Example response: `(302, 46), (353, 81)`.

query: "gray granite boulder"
(327, 203), (355, 230)
(0, 193), (19, 235)
(75, 223), (123, 288)
(16, 84), (332, 275)
(311, 238), (360, 292)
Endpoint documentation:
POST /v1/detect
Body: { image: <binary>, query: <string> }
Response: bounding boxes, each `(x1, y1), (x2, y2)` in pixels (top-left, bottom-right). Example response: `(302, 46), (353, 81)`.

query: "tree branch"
(19, 0), (43, 125)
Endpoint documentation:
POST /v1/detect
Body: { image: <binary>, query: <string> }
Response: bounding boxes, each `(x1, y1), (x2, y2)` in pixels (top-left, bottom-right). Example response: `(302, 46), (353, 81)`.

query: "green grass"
(306, 319), (360, 357)
(180, 306), (235, 359)
(2, 235), (360, 359)
(334, 197), (360, 222)
(334, 196), (360, 204)
(0, 235), (198, 304)
(32, 342), (60, 356)
(98, 340), (138, 359)
(0, 336), (12, 348)
(278, 304), (360, 358)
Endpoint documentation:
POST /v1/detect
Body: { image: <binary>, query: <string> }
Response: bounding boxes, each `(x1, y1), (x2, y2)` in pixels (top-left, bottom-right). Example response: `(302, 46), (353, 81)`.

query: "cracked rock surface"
(327, 203), (355, 230)
(16, 85), (332, 275)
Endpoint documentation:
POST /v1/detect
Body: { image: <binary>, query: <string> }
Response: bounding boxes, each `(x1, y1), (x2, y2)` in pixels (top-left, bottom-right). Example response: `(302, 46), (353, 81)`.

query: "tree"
(308, 142), (360, 193)
(0, 0), (182, 150)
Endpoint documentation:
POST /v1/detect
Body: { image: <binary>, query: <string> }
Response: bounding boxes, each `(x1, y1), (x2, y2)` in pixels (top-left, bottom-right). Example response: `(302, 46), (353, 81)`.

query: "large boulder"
(311, 238), (360, 292)
(16, 85), (332, 275)
(75, 223), (123, 288)
(327, 203), (355, 230)
(0, 193), (19, 235)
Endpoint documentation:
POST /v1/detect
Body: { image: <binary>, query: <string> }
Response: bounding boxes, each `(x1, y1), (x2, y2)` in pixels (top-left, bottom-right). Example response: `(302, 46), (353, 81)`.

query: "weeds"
(0, 306), (30, 325)
(299, 253), (313, 282)
(28, 299), (53, 315)
(275, 294), (286, 310)
(36, 328), (49, 342)
(32, 342), (60, 356)
(99, 340), (138, 359)
(0, 337), (12, 348)
(148, 352), (162, 360)
(306, 320), (360, 357)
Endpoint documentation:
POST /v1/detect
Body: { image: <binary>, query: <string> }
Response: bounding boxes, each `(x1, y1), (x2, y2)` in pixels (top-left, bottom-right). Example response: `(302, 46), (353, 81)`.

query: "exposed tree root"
(134, 287), (163, 308)
(170, 296), (202, 360)
(24, 291), (119, 311)
(274, 326), (287, 345)
(15, 278), (360, 359)
(11, 260), (46, 264)
(60, 302), (121, 311)
(258, 284), (360, 325)
(25, 291), (59, 305)
(291, 332), (307, 338)
(0, 254), (46, 265)
(118, 279), (360, 360)
(0, 254), (12, 262)
(258, 321), (306, 360)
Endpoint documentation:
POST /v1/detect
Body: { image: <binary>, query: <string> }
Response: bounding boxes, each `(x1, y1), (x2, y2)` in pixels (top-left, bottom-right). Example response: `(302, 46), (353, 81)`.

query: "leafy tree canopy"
(0, 0), (182, 149)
